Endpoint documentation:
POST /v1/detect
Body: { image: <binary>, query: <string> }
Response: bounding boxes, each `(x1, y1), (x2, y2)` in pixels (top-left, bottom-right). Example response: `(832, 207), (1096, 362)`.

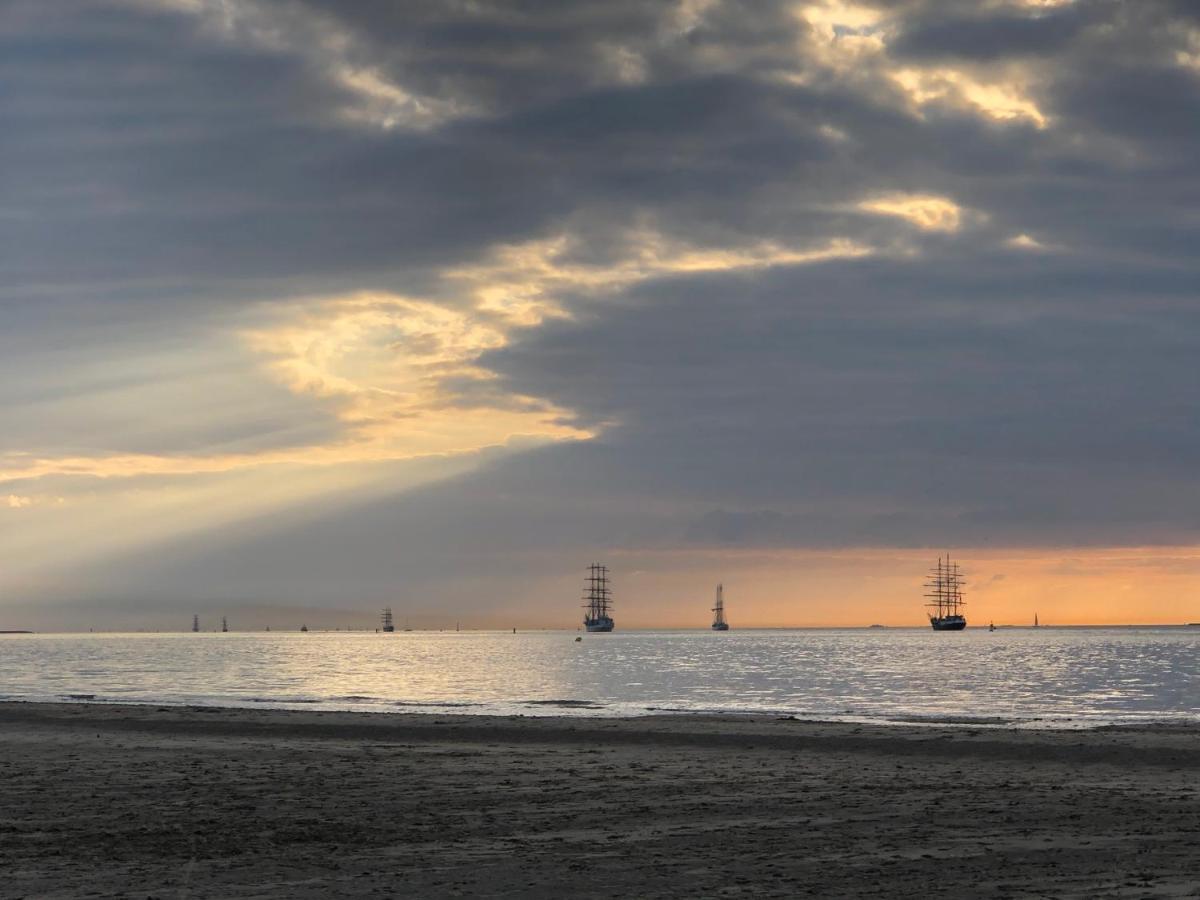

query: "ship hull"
(711, 623), (729, 631)
(930, 616), (967, 631)
(584, 619), (614, 633)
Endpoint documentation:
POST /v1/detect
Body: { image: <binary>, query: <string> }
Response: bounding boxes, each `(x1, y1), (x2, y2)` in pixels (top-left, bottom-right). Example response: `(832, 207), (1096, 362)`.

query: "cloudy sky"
(4, 0), (1200, 629)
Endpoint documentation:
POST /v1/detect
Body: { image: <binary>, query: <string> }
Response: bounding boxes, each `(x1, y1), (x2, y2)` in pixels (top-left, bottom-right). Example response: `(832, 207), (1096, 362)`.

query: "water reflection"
(0, 628), (1196, 727)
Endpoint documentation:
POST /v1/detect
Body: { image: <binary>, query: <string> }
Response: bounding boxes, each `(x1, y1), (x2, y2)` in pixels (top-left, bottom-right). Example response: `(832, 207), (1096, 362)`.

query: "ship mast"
(712, 583), (726, 627)
(948, 556), (964, 616)
(925, 554), (965, 618)
(582, 564), (612, 621)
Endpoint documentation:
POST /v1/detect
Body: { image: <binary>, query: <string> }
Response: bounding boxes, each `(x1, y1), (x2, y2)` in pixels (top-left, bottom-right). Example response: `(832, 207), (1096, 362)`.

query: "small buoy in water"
(575, 636), (582, 642)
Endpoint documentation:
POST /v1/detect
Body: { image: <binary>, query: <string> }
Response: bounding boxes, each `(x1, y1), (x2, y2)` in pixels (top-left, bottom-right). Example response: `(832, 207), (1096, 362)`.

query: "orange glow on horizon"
(572, 546), (1200, 630)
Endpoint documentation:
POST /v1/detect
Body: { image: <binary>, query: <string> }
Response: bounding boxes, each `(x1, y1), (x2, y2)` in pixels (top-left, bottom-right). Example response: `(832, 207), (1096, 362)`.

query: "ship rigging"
(711, 583), (730, 631)
(582, 564), (615, 633)
(925, 554), (967, 631)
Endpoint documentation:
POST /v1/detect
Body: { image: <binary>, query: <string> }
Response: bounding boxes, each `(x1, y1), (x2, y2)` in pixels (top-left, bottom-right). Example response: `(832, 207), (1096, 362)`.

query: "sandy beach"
(1, 703), (1197, 898)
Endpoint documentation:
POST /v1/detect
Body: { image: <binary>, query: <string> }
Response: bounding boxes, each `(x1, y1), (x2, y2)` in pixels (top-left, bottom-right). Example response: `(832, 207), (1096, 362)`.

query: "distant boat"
(868, 624), (886, 629)
(582, 563), (615, 632)
(1034, 613), (1040, 628)
(381, 607), (395, 633)
(711, 583), (730, 631)
(300, 623), (309, 632)
(989, 621), (995, 632)
(925, 554), (967, 631)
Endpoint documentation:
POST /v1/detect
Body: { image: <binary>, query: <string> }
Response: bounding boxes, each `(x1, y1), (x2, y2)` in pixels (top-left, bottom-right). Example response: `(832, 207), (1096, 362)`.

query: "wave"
(522, 699), (606, 709)
(243, 696), (321, 704)
(392, 700), (481, 709)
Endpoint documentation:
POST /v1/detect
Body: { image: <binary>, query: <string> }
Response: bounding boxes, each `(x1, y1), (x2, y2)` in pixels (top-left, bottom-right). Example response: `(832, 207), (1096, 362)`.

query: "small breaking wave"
(523, 699), (606, 709)
(243, 696), (321, 704)
(393, 700), (481, 709)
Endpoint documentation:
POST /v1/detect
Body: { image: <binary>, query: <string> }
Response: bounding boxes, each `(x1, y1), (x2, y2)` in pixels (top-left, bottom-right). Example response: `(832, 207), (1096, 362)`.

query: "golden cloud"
(4, 225), (871, 488)
(858, 193), (966, 232)
(890, 66), (1048, 128)
(0, 293), (590, 487)
(447, 228), (872, 325)
(791, 3), (1049, 129)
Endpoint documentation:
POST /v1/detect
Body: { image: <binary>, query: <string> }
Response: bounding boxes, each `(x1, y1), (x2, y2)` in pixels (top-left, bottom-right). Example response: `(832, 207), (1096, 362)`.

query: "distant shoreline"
(4, 623), (1200, 634)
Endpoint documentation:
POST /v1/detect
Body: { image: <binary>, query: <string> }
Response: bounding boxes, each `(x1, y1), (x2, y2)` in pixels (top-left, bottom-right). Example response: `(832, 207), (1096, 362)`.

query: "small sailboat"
(582, 563), (615, 632)
(989, 621), (995, 632)
(925, 554), (967, 631)
(1033, 613), (1040, 628)
(300, 623), (309, 632)
(711, 583), (730, 631)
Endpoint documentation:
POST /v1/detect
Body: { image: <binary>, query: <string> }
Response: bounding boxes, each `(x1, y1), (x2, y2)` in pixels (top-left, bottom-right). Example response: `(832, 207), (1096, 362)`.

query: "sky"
(3, 0), (1200, 630)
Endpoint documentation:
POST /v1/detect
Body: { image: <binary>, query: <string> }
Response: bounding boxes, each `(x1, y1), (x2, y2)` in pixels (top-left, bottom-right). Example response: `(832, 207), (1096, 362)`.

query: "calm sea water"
(1, 628), (1196, 728)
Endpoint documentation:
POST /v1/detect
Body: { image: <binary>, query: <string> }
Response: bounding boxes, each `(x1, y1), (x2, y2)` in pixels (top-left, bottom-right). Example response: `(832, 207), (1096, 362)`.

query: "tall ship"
(925, 554), (967, 631)
(582, 563), (615, 633)
(711, 583), (730, 631)
(381, 607), (395, 633)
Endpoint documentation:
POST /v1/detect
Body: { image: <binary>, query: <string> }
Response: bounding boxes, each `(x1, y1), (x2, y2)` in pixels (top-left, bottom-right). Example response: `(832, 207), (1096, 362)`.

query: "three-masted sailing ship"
(582, 563), (615, 632)
(711, 583), (730, 631)
(925, 554), (967, 631)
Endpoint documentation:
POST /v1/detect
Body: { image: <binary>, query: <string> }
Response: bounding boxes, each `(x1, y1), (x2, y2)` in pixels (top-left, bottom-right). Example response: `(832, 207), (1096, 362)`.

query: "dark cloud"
(468, 246), (1200, 542)
(5, 0), (1200, 616)
(890, 5), (1097, 61)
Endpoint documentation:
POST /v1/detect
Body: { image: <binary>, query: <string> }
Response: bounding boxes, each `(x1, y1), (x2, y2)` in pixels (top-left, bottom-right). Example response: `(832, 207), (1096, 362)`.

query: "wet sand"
(1, 702), (1197, 898)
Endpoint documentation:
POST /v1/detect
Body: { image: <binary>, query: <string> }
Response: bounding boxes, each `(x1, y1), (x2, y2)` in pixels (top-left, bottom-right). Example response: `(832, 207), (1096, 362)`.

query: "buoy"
(575, 636), (582, 642)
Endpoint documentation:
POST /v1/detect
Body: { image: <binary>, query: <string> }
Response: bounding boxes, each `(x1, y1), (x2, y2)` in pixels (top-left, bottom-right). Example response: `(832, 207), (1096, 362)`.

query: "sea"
(1, 627), (1196, 728)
